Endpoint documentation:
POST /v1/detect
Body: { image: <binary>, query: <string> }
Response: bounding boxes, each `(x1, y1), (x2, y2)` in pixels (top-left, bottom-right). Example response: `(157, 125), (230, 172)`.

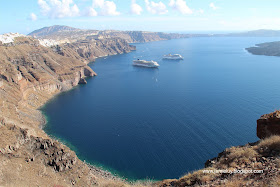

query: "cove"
(42, 37), (280, 180)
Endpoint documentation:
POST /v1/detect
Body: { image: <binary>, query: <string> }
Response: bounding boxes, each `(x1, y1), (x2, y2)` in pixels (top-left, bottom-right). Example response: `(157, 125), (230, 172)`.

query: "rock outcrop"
(158, 111), (280, 187)
(257, 110), (280, 139)
(0, 118), (99, 186)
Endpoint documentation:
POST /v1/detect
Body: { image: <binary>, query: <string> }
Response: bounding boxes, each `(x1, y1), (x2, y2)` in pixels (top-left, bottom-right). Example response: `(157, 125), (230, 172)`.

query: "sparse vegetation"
(158, 135), (280, 186)
(257, 135), (280, 153)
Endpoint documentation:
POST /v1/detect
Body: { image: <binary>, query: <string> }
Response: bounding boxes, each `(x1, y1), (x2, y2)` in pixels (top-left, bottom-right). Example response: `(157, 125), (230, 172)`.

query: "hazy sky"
(1, 0), (280, 34)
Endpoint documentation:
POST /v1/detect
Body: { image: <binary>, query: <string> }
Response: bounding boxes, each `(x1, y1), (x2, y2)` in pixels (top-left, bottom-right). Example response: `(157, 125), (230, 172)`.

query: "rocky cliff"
(0, 34), (139, 186)
(0, 35), (97, 132)
(0, 35), (97, 186)
(28, 25), (189, 44)
(257, 110), (280, 139)
(65, 38), (136, 61)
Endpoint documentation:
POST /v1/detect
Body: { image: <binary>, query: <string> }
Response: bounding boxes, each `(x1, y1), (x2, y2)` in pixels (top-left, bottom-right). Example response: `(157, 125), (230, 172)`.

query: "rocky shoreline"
(87, 163), (124, 181)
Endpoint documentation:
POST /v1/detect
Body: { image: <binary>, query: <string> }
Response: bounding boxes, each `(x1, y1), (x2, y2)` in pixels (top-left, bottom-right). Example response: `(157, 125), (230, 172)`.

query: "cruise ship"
(133, 59), (159, 68)
(163, 54), (184, 60)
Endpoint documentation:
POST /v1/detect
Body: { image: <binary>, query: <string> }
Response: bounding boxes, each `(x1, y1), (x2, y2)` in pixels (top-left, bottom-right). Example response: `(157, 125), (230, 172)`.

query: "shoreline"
(41, 111), (128, 182)
(0, 33), (142, 185)
(38, 37), (269, 183)
(38, 77), (158, 185)
(36, 51), (150, 183)
(38, 60), (157, 184)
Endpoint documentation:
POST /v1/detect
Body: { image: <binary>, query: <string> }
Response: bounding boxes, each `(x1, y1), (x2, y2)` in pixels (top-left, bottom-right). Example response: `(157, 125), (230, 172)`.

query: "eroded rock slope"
(0, 34), (135, 186)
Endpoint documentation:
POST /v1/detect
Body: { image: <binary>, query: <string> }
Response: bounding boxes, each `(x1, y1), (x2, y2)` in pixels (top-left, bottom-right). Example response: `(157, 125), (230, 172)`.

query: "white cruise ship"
(163, 54), (184, 60)
(133, 59), (159, 68)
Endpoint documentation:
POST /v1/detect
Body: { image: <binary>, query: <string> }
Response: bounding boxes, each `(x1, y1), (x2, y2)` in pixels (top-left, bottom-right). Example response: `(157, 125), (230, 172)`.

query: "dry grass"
(270, 176), (280, 186)
(224, 178), (270, 187)
(216, 146), (257, 169)
(158, 136), (280, 187)
(228, 146), (257, 160)
(225, 179), (249, 187)
(257, 135), (280, 153)
(175, 167), (218, 186)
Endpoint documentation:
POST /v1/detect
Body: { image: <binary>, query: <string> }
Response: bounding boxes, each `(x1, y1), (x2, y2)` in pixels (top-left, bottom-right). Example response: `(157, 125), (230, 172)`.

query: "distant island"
(222, 29), (280, 37)
(246, 41), (280, 56)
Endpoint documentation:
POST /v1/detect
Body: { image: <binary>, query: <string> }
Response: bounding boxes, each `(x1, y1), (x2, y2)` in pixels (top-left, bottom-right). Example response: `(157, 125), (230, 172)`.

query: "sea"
(41, 37), (280, 180)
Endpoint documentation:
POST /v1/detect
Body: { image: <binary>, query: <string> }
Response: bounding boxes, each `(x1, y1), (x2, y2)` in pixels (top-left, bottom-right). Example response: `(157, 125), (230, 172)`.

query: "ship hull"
(133, 63), (159, 68)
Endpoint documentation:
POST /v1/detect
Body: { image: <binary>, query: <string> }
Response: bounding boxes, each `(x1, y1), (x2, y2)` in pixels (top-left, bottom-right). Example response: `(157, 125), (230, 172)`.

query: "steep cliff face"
(66, 38), (136, 61)
(0, 35), (133, 186)
(257, 110), (280, 139)
(0, 30), (144, 186)
(0, 36), (96, 133)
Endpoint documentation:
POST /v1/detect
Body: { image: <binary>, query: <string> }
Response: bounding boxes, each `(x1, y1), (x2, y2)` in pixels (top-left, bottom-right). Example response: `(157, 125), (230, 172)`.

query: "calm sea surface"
(42, 37), (280, 180)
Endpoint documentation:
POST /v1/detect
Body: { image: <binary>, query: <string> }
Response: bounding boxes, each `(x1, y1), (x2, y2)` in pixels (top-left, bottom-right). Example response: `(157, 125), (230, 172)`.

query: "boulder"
(257, 110), (280, 139)
(79, 78), (87, 84)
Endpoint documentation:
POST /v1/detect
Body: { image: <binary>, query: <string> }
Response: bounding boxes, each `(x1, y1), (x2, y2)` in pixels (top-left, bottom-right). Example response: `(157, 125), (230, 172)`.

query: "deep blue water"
(42, 37), (280, 180)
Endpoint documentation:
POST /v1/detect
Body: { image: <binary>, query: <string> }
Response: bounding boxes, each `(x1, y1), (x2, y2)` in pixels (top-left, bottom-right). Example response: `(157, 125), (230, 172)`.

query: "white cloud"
(169, 0), (192, 14)
(93, 0), (104, 8)
(38, 0), (50, 16)
(29, 13), (38, 21)
(209, 2), (218, 10)
(92, 0), (120, 16)
(130, 0), (143, 15)
(100, 1), (120, 16)
(84, 7), (98, 16)
(37, 0), (80, 19)
(145, 0), (168, 15)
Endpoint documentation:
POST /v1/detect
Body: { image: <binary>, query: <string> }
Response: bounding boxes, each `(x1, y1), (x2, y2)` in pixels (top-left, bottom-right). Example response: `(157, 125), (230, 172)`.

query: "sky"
(1, 0), (280, 34)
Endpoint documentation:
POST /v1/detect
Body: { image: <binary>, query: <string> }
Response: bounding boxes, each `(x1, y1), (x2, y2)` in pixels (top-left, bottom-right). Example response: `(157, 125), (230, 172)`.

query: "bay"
(42, 37), (280, 180)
